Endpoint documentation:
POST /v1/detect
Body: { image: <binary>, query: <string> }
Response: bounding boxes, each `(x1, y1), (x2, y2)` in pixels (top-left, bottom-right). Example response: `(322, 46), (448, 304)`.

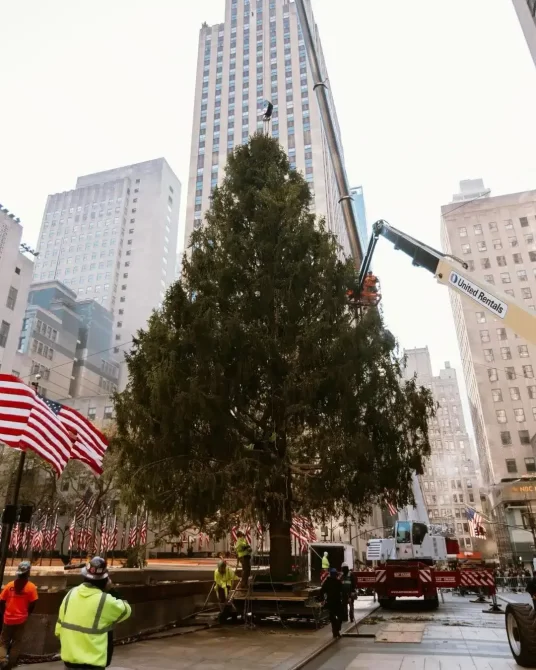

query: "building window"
(500, 272), (511, 284)
(493, 239), (503, 250)
(473, 224), (483, 235)
(496, 409), (507, 423)
(0, 321), (10, 348)
(526, 458), (536, 473)
(476, 312), (486, 323)
(104, 405), (114, 420)
(461, 243), (471, 255)
(506, 366), (516, 380)
(506, 459), (517, 473)
(88, 407), (97, 420)
(500, 431), (512, 446)
(497, 256), (507, 266)
(501, 347), (512, 360)
(481, 258), (491, 269)
(477, 241), (487, 252)
(488, 368), (498, 382)
(523, 365), (534, 378)
(492, 389), (503, 402)
(513, 253), (523, 264)
(6, 287), (18, 310)
(510, 387), (521, 401)
(519, 430), (531, 445)
(480, 330), (490, 343)
(484, 349), (494, 362)
(529, 386), (536, 400)
(519, 345), (529, 357)
(514, 408), (526, 422)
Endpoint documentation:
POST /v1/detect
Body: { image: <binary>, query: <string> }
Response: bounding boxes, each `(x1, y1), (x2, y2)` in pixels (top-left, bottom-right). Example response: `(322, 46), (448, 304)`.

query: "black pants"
(327, 605), (343, 637)
(240, 555), (251, 586)
(342, 593), (355, 622)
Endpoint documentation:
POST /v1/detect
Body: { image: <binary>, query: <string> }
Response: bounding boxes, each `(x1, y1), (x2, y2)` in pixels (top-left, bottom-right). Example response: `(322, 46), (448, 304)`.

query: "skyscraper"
(33, 159), (181, 386)
(403, 348), (485, 554)
(441, 181), (536, 563)
(184, 0), (350, 255)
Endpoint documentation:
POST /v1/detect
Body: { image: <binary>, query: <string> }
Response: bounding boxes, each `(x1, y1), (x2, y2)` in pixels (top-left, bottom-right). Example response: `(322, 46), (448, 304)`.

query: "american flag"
(68, 517), (76, 552)
(465, 506), (487, 539)
(385, 500), (397, 516)
(139, 514), (148, 545)
(230, 526), (238, 543)
(39, 396), (108, 475)
(244, 526), (252, 545)
(128, 517), (138, 547)
(0, 374), (72, 474)
(75, 490), (98, 522)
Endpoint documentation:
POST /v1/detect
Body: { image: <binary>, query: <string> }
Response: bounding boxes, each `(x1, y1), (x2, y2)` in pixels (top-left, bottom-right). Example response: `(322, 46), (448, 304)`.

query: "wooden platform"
(230, 580), (324, 619)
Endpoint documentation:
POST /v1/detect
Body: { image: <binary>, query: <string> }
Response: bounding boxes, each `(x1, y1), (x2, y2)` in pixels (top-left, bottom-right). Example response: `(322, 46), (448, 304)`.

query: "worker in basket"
(214, 560), (237, 623)
(360, 271), (380, 305)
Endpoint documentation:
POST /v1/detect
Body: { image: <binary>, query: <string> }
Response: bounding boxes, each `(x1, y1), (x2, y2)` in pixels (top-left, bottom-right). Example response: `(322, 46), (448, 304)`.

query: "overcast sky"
(2, 0), (536, 434)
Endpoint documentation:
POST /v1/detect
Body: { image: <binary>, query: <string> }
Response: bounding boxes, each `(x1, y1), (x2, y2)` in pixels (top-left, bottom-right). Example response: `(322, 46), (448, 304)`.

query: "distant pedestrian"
(321, 567), (344, 639)
(0, 561), (38, 669)
(340, 562), (357, 623)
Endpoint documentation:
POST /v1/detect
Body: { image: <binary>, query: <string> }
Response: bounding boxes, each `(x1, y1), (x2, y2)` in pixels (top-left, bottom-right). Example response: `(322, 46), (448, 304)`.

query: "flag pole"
(0, 450), (26, 586)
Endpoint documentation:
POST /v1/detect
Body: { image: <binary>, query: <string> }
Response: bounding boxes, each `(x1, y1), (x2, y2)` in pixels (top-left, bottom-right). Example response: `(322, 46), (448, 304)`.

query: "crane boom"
(362, 220), (536, 346)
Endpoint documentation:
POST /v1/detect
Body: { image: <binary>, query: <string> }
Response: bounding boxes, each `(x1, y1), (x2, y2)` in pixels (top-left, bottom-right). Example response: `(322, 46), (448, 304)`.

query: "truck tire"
(505, 603), (536, 667)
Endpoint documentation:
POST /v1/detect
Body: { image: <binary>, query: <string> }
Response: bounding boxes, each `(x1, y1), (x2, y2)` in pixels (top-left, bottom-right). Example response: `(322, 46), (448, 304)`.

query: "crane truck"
(350, 220), (536, 619)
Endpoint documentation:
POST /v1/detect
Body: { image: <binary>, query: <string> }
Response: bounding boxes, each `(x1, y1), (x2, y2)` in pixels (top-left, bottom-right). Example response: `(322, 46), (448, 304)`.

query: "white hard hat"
(323, 551), (328, 556)
(342, 562), (349, 568)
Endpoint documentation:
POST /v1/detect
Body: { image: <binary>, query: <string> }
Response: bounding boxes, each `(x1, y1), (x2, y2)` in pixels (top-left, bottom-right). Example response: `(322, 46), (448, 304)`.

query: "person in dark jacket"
(340, 562), (357, 622)
(321, 568), (344, 638)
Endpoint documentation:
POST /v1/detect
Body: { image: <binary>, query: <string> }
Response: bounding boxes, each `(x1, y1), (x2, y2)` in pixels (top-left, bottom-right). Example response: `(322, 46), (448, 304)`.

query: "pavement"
(29, 599), (378, 670)
(303, 592), (518, 670)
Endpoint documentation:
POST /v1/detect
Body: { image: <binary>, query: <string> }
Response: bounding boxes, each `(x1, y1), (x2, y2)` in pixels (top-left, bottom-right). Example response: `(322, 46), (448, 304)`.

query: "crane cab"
(366, 520), (447, 563)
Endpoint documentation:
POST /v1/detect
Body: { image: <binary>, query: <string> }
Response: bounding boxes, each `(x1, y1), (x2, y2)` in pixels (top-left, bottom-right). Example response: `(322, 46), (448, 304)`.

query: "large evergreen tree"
(114, 133), (434, 579)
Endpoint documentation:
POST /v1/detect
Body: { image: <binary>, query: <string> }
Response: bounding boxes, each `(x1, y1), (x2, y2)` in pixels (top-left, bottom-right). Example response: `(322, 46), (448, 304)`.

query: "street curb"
(288, 603), (379, 670)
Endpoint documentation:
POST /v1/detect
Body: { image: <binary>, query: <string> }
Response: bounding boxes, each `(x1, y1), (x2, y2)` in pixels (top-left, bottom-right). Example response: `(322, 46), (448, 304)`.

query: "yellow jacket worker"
(56, 557), (131, 669)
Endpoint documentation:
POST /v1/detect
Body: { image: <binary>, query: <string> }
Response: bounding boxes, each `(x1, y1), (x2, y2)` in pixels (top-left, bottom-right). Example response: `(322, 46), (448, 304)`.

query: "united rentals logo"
(449, 272), (508, 319)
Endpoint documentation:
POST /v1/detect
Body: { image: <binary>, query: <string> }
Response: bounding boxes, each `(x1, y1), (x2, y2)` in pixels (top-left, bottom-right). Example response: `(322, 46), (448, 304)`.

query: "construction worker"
(56, 556), (131, 669)
(214, 560), (237, 623)
(321, 551), (330, 582)
(341, 563), (357, 623)
(0, 561), (38, 669)
(235, 531), (252, 587)
(321, 567), (344, 639)
(361, 271), (380, 305)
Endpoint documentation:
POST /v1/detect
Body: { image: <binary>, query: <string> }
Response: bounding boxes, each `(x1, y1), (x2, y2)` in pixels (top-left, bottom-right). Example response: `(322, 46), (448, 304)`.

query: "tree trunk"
(268, 514), (292, 581)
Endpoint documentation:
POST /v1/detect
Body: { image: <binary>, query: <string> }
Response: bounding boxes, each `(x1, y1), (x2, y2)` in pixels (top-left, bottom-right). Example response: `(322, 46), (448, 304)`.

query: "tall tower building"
(441, 182), (536, 563)
(403, 348), (485, 554)
(184, 0), (350, 256)
(33, 159), (180, 386)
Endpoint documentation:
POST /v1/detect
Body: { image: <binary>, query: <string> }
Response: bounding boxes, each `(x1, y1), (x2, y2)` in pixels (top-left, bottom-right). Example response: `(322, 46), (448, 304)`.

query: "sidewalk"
(30, 599), (378, 670)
